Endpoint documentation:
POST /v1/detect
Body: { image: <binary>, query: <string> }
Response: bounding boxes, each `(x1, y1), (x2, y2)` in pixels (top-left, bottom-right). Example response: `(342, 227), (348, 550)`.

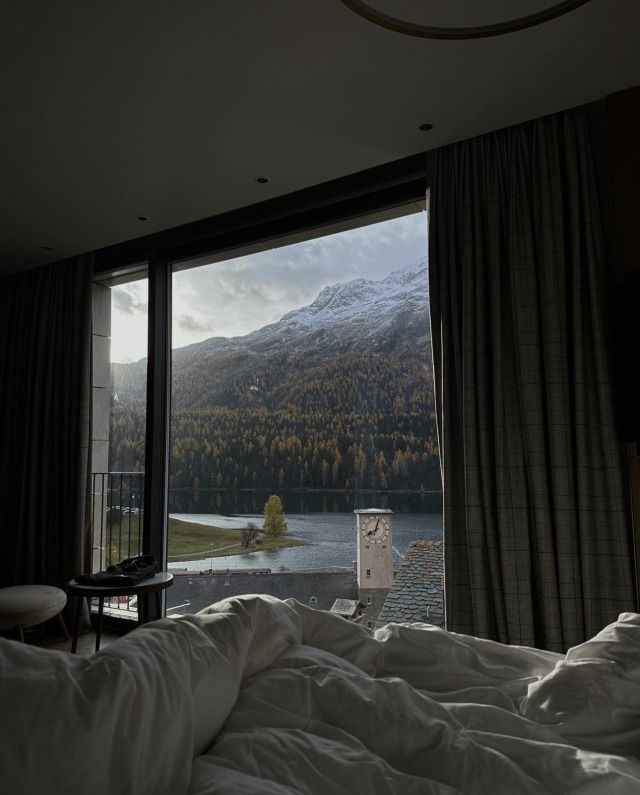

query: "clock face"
(360, 515), (390, 544)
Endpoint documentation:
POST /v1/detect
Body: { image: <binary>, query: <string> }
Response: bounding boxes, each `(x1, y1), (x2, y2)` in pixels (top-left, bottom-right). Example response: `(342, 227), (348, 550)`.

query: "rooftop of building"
(377, 540), (444, 627)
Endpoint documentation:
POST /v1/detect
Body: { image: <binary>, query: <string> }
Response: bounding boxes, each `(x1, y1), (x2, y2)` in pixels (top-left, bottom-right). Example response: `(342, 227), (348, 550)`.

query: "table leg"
(95, 597), (104, 652)
(71, 596), (83, 653)
(138, 594), (146, 624)
(155, 590), (161, 618)
(16, 625), (24, 643)
(57, 612), (70, 641)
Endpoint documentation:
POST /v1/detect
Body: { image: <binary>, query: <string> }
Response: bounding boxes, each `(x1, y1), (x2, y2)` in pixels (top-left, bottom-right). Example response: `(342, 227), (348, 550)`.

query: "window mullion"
(143, 254), (171, 617)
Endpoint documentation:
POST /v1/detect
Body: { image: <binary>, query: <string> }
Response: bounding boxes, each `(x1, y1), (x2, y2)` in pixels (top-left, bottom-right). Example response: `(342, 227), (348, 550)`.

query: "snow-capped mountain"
(194, 258), (428, 357)
(292, 259), (427, 321)
(113, 259), (430, 407)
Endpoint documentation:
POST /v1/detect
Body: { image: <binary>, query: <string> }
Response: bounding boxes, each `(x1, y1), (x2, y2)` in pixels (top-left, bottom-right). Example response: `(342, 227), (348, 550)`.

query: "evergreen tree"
(263, 494), (287, 537)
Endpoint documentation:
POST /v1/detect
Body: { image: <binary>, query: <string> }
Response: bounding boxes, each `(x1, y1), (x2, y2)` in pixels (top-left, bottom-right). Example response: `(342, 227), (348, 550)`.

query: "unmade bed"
(2, 595), (640, 794)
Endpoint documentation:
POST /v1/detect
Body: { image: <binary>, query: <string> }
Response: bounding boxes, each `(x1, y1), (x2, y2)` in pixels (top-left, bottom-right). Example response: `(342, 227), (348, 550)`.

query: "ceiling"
(1, 0), (639, 275)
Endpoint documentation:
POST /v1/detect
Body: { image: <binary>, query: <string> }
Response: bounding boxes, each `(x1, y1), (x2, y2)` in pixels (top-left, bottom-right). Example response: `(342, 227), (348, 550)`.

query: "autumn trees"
(110, 353), (440, 493)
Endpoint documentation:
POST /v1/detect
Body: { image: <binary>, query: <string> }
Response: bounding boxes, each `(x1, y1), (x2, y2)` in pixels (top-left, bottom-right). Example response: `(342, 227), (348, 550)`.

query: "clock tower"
(355, 508), (394, 590)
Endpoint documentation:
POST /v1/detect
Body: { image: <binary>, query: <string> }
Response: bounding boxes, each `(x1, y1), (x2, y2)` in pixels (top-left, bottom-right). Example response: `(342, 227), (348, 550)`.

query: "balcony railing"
(92, 471), (145, 570)
(91, 472), (145, 618)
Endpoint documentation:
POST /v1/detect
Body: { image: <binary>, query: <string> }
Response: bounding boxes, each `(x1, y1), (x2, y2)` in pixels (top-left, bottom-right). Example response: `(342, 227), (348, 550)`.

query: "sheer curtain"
(0, 256), (93, 589)
(428, 107), (636, 651)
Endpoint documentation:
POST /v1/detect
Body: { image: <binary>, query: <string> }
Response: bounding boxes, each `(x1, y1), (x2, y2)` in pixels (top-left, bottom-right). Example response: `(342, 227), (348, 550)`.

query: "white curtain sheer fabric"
(428, 107), (636, 651)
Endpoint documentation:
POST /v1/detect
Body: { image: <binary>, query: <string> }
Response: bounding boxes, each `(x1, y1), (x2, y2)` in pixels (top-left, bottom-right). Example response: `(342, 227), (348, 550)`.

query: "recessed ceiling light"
(419, 123), (433, 132)
(41, 245), (54, 251)
(136, 215), (149, 222)
(255, 177), (270, 184)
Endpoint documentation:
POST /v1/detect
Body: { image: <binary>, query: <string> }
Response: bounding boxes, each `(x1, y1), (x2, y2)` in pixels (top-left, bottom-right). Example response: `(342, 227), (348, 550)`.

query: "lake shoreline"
(168, 511), (443, 573)
(169, 488), (444, 518)
(167, 516), (306, 563)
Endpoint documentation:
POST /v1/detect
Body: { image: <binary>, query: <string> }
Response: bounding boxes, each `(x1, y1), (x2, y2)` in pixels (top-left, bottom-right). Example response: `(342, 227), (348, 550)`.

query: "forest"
(109, 353), (441, 493)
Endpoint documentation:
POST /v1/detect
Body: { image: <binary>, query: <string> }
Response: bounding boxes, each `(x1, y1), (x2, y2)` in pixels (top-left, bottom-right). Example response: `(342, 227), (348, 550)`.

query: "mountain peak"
(279, 257), (426, 326)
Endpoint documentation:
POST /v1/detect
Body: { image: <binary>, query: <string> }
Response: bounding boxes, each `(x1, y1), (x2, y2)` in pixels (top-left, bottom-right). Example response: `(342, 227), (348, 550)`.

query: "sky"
(110, 211), (427, 363)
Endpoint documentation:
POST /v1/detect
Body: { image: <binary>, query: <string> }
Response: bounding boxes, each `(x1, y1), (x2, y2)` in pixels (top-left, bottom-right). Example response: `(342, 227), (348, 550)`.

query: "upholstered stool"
(0, 585), (69, 643)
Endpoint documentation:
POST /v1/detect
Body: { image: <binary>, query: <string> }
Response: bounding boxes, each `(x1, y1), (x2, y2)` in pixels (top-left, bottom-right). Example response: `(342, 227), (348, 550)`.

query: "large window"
(164, 211), (441, 618)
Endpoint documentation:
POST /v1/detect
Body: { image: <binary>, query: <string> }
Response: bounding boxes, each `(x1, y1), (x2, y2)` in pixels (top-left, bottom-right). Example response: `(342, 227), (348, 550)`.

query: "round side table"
(66, 572), (174, 653)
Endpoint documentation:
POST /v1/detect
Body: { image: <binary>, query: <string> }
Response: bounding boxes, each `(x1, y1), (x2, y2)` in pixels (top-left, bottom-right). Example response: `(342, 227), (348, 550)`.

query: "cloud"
(176, 314), (213, 334)
(111, 282), (147, 316)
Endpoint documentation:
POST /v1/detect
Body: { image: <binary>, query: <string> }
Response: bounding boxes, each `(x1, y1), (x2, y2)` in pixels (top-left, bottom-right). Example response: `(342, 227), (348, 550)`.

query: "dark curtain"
(0, 256), (93, 589)
(428, 107), (637, 651)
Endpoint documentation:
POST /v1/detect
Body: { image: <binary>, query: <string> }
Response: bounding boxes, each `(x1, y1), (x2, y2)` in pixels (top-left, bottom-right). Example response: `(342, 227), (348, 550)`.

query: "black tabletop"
(66, 571), (174, 597)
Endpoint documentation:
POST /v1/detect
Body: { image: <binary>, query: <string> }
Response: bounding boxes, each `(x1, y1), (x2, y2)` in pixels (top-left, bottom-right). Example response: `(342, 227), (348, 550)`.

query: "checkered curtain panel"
(428, 107), (636, 651)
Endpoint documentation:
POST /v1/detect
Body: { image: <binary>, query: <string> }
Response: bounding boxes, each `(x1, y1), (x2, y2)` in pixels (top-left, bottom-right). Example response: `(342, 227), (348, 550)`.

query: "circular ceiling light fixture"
(338, 0), (593, 40)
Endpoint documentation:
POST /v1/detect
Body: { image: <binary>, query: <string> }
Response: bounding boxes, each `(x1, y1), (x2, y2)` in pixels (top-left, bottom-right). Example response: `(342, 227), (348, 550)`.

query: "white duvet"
(2, 595), (640, 794)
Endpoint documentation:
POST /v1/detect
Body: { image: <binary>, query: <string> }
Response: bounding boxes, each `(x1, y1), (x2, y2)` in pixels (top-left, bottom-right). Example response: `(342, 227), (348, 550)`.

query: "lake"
(168, 509), (443, 572)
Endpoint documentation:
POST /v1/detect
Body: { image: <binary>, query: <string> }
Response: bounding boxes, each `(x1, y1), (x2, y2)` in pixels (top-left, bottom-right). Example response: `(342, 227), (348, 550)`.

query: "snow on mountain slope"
(281, 259), (426, 325)
(241, 258), (429, 355)
(114, 259), (430, 402)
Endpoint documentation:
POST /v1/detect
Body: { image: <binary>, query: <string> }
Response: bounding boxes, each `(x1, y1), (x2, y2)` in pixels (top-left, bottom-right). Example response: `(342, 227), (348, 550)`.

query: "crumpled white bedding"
(2, 596), (640, 794)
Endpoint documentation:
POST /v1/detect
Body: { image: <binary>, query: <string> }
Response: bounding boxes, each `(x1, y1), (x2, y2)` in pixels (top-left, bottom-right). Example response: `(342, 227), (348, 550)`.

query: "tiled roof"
(377, 540), (444, 627)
